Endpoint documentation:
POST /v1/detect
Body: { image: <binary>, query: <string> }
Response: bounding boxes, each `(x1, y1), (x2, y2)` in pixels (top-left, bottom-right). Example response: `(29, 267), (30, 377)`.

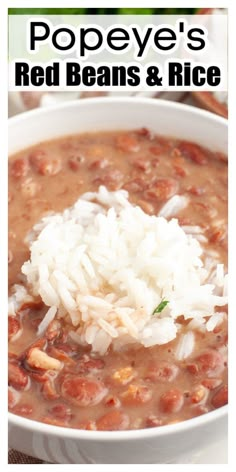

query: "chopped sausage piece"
(27, 347), (62, 371)
(145, 178), (179, 201)
(178, 141), (208, 165)
(145, 361), (179, 383)
(61, 375), (108, 407)
(96, 410), (130, 431)
(121, 384), (152, 405)
(160, 388), (184, 413)
(211, 385), (228, 408)
(8, 362), (29, 390)
(10, 158), (29, 179)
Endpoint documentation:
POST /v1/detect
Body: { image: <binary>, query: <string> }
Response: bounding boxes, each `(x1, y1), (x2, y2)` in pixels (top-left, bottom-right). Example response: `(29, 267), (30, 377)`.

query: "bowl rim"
(8, 96), (228, 131)
(8, 96), (228, 441)
(9, 405), (227, 442)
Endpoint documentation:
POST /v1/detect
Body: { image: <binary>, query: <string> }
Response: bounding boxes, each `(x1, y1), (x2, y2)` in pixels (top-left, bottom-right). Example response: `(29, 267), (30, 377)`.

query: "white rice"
(18, 186), (227, 354)
(175, 331), (195, 360)
(158, 195), (189, 219)
(37, 306), (57, 336)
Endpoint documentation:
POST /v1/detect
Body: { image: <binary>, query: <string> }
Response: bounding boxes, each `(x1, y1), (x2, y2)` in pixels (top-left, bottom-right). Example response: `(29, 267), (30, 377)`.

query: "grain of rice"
(37, 306), (57, 336)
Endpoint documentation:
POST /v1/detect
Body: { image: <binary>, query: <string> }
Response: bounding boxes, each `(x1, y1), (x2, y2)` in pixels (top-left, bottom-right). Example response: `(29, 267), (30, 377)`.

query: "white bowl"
(8, 98), (228, 464)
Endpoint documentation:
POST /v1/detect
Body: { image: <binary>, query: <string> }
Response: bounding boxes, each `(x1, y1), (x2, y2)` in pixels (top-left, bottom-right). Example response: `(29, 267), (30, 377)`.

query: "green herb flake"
(152, 299), (169, 315)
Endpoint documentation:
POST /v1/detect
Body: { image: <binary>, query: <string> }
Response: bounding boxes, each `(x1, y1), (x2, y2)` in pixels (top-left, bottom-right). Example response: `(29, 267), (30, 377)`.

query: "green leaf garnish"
(152, 299), (169, 315)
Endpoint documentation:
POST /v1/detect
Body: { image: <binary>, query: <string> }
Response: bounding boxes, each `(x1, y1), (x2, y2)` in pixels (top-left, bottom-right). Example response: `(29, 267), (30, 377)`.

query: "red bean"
(29, 149), (46, 165)
(10, 158), (29, 179)
(93, 169), (124, 190)
(179, 141), (208, 165)
(186, 363), (199, 375)
(89, 159), (109, 170)
(149, 145), (163, 156)
(160, 388), (184, 413)
(145, 361), (179, 383)
(187, 185), (206, 196)
(104, 395), (121, 408)
(48, 403), (72, 421)
(77, 420), (97, 431)
(201, 378), (222, 390)
(61, 375), (107, 407)
(41, 416), (69, 427)
(8, 362), (29, 390)
(121, 384), (152, 406)
(146, 415), (164, 428)
(29, 150), (62, 176)
(209, 228), (227, 244)
(151, 158), (160, 167)
(211, 385), (228, 408)
(174, 165), (187, 178)
(116, 134), (140, 152)
(77, 355), (105, 373)
(8, 316), (21, 341)
(136, 127), (152, 139)
(145, 178), (179, 201)
(195, 349), (224, 377)
(96, 410), (130, 431)
(132, 158), (150, 172)
(12, 404), (33, 417)
(68, 155), (85, 170)
(123, 178), (148, 193)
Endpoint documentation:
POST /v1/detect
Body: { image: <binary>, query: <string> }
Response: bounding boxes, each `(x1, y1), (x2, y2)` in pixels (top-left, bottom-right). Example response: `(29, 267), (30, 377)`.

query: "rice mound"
(21, 186), (227, 354)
